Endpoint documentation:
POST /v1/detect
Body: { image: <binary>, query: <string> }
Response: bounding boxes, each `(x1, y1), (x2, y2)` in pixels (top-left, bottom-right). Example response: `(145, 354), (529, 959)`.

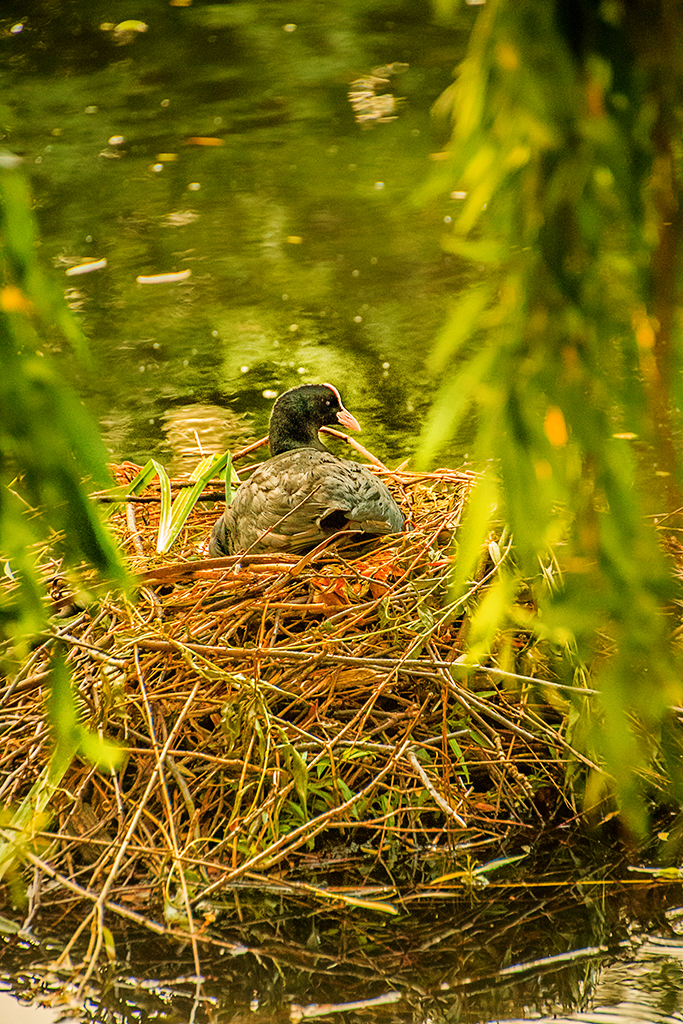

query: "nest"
(0, 450), (586, 938)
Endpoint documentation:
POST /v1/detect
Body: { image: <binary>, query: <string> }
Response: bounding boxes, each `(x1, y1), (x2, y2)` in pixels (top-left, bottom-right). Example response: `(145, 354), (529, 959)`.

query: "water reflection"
(348, 63), (409, 127)
(3, 876), (683, 1023)
(0, 994), (77, 1024)
(162, 401), (251, 476)
(499, 943), (683, 1023)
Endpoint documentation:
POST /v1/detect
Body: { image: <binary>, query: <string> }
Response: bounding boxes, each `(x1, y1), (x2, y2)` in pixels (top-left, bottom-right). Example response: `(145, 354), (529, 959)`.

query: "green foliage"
(0, 652), (121, 883)
(0, 164), (128, 656)
(48, 648), (122, 770)
(111, 452), (237, 554)
(420, 0), (683, 832)
(0, 162), (130, 870)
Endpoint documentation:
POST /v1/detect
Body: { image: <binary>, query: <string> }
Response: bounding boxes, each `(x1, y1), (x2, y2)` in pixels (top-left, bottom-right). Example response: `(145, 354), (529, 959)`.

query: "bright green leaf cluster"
(421, 0), (683, 833)
(0, 163), (131, 876)
(0, 166), (128, 658)
(108, 451), (237, 554)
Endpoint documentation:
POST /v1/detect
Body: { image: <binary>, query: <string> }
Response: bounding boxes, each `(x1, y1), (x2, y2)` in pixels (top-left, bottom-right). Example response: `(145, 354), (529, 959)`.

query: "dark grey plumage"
(209, 383), (404, 556)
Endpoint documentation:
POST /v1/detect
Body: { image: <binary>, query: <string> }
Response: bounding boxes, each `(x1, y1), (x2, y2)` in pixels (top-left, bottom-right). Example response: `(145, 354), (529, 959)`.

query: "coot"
(209, 383), (404, 556)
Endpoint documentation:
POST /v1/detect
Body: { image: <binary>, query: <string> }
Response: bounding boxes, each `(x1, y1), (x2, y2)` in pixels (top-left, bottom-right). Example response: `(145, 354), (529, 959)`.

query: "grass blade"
(157, 451), (233, 553)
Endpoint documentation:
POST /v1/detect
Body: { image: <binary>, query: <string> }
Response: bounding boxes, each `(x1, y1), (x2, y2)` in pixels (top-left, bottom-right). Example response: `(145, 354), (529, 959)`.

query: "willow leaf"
(428, 282), (496, 372)
(417, 343), (499, 467)
(440, 237), (505, 264)
(463, 569), (519, 665)
(450, 470), (499, 601)
(0, 657), (78, 882)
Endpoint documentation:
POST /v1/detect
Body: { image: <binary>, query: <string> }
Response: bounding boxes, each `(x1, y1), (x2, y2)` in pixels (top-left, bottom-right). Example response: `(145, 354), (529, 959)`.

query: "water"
(3, 876), (683, 1023)
(1, 3), (680, 1022)
(1, 0), (474, 468)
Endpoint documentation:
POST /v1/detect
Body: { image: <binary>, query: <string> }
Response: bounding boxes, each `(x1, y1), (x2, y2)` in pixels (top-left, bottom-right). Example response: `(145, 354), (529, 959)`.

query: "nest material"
(0, 457), (583, 926)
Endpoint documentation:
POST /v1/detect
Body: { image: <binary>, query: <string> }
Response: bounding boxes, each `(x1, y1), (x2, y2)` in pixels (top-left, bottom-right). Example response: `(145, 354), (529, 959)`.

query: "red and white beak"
(323, 382), (361, 432)
(336, 406), (361, 432)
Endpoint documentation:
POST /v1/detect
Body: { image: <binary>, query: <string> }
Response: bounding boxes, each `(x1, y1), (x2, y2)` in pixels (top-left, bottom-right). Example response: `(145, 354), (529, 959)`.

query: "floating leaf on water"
(136, 269), (191, 284)
(65, 258), (107, 276)
(0, 150), (23, 169)
(186, 137), (224, 146)
(113, 20), (148, 33)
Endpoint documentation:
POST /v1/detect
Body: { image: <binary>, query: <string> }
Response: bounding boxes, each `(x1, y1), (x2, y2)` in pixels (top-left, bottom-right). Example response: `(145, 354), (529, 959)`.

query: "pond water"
(1, 0), (475, 470)
(3, 3), (682, 1023)
(3, 869), (683, 1024)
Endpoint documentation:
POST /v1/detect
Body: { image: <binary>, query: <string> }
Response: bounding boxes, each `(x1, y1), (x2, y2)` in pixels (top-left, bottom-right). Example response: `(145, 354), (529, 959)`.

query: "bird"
(208, 383), (405, 556)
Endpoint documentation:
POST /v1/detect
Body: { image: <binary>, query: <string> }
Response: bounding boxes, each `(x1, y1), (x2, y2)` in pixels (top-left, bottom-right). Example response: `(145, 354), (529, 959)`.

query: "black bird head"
(268, 383), (361, 456)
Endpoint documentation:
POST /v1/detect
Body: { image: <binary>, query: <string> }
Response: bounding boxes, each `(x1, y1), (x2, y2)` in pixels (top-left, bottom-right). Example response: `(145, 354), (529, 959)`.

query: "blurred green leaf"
(450, 470), (498, 600)
(464, 569), (518, 665)
(421, 0), (683, 831)
(416, 343), (499, 466)
(441, 236), (506, 263)
(0, 164), (128, 663)
(0, 656), (80, 881)
(428, 282), (496, 372)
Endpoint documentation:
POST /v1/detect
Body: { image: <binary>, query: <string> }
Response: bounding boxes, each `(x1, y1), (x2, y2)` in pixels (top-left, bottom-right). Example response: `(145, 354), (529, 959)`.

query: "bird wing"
(214, 449), (404, 555)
